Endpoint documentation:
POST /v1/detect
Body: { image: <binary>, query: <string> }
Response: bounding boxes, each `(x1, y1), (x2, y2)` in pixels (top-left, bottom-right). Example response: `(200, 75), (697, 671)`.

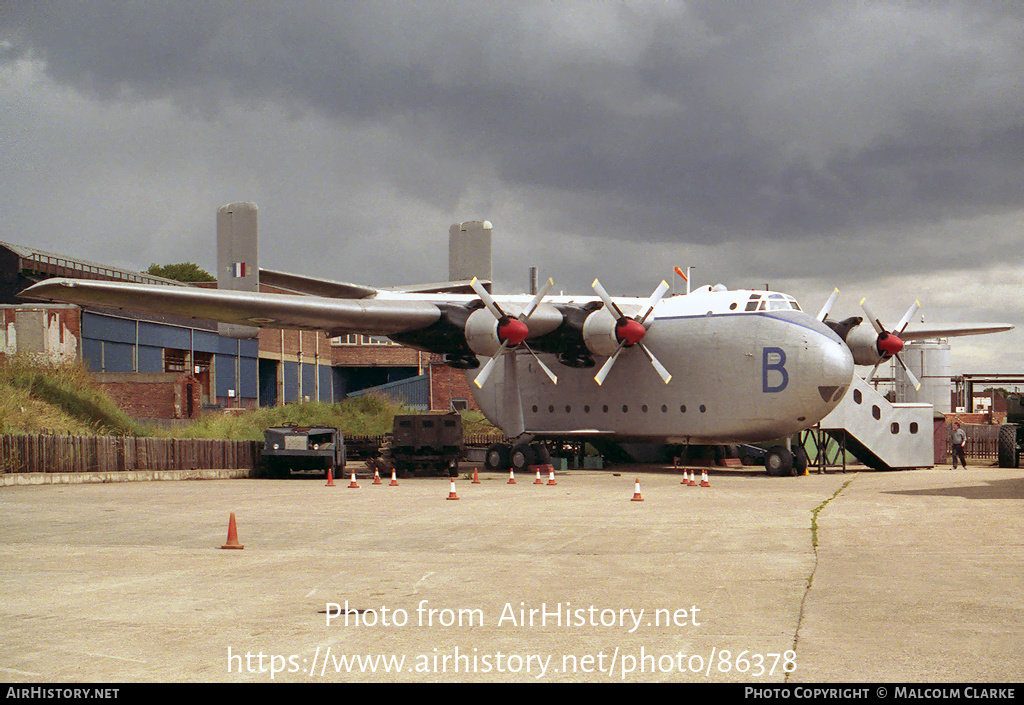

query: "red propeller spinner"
(876, 331), (904, 357)
(615, 318), (647, 346)
(497, 317), (529, 346)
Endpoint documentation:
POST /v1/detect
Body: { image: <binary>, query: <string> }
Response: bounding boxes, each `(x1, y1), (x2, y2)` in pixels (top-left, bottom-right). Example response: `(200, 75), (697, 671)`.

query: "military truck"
(997, 394), (1024, 468)
(261, 425), (345, 478)
(381, 413), (464, 476)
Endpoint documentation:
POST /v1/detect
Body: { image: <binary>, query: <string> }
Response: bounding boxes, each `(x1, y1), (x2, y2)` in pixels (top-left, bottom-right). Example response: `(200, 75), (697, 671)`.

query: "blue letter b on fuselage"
(762, 347), (789, 393)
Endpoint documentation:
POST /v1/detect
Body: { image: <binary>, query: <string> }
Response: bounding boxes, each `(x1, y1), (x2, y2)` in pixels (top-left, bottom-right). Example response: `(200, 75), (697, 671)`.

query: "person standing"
(952, 420), (968, 470)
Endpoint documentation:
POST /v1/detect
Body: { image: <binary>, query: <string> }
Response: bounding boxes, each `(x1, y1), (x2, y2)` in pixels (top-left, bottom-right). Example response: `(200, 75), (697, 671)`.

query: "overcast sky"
(3, 1), (1023, 376)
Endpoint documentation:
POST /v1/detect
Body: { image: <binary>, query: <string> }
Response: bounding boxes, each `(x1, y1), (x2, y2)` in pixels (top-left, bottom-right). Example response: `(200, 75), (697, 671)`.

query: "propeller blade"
(592, 279), (626, 320)
(817, 288), (841, 322)
(865, 361), (881, 384)
(470, 277), (505, 321)
(473, 341), (509, 388)
(594, 345), (624, 386)
(638, 343), (672, 384)
(859, 298), (885, 335)
(894, 353), (921, 391)
(522, 344), (558, 384)
(519, 277), (554, 320)
(637, 280), (670, 324)
(894, 300), (921, 336)
(591, 279), (674, 385)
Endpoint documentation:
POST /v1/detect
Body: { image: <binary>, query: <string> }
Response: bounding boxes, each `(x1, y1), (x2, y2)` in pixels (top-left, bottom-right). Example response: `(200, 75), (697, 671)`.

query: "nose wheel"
(765, 447), (793, 476)
(765, 445), (808, 476)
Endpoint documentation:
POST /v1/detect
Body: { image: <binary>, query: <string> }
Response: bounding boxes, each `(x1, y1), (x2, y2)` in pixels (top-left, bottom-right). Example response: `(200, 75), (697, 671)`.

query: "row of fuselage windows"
(532, 403), (707, 414)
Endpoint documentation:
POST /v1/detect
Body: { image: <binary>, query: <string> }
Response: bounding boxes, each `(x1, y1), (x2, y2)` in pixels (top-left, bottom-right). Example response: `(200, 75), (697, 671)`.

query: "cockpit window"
(748, 293), (801, 312)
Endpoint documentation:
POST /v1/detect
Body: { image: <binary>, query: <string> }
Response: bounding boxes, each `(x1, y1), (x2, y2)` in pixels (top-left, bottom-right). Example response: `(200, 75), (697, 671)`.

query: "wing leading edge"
(20, 278), (441, 336)
(900, 323), (1014, 341)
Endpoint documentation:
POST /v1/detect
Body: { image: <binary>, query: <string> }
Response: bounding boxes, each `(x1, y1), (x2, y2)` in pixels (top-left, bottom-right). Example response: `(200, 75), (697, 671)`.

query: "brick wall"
(0, 304), (81, 362)
(95, 373), (203, 419)
(428, 361), (478, 411)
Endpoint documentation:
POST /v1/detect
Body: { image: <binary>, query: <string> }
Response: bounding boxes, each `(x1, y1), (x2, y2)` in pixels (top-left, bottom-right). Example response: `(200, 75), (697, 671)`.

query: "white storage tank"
(895, 339), (951, 411)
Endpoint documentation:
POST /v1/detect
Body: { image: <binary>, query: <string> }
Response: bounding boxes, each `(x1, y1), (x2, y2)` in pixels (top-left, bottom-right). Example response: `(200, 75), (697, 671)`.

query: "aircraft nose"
(815, 322), (855, 405)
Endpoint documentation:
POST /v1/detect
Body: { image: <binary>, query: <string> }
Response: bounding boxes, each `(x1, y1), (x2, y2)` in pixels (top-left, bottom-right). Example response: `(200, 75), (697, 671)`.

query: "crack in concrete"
(788, 477), (854, 682)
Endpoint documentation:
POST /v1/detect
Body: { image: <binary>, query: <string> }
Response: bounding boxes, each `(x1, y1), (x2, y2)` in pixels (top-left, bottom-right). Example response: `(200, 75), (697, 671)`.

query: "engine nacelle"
(581, 308), (622, 357)
(844, 326), (885, 366)
(464, 308), (504, 357)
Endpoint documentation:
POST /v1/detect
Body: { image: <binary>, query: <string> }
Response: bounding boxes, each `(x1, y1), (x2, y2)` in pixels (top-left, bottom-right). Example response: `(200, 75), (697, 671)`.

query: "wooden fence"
(951, 424), (1003, 460)
(0, 433), (260, 475)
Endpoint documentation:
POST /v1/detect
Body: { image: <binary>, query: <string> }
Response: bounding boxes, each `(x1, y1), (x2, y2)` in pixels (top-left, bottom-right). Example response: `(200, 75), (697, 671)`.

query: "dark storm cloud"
(8, 0), (1019, 254)
(4, 1), (1024, 276)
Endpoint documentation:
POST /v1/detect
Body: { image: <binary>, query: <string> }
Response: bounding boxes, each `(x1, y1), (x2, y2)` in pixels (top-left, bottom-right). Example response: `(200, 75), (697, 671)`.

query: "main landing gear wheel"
(765, 446), (795, 477)
(485, 443), (510, 472)
(510, 443), (535, 472)
(532, 443), (551, 466)
(486, 442), (550, 472)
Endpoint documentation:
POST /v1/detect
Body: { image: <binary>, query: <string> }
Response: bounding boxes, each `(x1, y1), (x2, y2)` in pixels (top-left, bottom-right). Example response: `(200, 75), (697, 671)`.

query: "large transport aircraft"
(21, 253), (1011, 476)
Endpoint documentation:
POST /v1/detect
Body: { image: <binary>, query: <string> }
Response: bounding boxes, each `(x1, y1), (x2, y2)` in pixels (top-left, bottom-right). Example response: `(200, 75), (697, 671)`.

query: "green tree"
(146, 262), (216, 283)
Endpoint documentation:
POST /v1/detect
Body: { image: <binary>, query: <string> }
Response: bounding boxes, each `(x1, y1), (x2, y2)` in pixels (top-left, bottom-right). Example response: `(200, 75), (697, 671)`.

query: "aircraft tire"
(510, 443), (536, 472)
(485, 443), (510, 472)
(530, 443), (551, 466)
(793, 448), (809, 475)
(765, 447), (794, 477)
(997, 425), (1019, 468)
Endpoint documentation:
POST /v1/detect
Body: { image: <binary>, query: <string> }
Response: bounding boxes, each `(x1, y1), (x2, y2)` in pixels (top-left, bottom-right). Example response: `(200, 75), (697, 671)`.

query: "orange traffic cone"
(221, 512), (244, 549)
(547, 467), (557, 486)
(348, 471), (360, 489)
(389, 469), (399, 486)
(688, 470), (697, 487)
(446, 478), (460, 500)
(700, 470), (711, 488)
(472, 467), (480, 484)
(534, 467), (543, 484)
(508, 469), (516, 485)
(631, 478), (644, 502)
(372, 469), (382, 485)
(325, 467), (336, 487)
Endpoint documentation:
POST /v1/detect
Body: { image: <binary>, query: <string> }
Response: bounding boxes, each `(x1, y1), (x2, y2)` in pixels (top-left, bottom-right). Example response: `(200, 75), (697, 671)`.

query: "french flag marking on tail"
(233, 262), (247, 277)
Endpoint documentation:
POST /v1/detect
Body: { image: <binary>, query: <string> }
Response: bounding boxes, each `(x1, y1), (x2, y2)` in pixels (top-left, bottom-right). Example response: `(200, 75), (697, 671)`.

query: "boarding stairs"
(815, 374), (934, 470)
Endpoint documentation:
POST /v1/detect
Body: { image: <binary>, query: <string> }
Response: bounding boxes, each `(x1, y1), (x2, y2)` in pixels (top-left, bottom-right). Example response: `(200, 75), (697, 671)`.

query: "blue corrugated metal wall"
(347, 374), (429, 410)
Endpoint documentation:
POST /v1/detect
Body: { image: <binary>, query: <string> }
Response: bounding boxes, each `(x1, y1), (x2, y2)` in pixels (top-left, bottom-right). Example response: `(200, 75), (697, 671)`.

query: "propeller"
(816, 288), (841, 322)
(860, 297), (922, 390)
(470, 277), (558, 389)
(591, 279), (672, 386)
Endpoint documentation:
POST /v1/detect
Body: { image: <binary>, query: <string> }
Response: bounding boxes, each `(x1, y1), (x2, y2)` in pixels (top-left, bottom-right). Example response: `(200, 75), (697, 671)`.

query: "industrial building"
(0, 216), (491, 420)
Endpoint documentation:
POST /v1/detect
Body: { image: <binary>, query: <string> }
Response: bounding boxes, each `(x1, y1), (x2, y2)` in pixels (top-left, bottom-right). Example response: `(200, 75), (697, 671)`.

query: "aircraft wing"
(20, 278), (441, 336)
(258, 268), (489, 298)
(900, 323), (1014, 341)
(257, 268), (379, 299)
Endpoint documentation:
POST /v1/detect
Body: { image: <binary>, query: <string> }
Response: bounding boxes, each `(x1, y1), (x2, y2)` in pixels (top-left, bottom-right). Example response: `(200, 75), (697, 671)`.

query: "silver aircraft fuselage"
(467, 286), (855, 444)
